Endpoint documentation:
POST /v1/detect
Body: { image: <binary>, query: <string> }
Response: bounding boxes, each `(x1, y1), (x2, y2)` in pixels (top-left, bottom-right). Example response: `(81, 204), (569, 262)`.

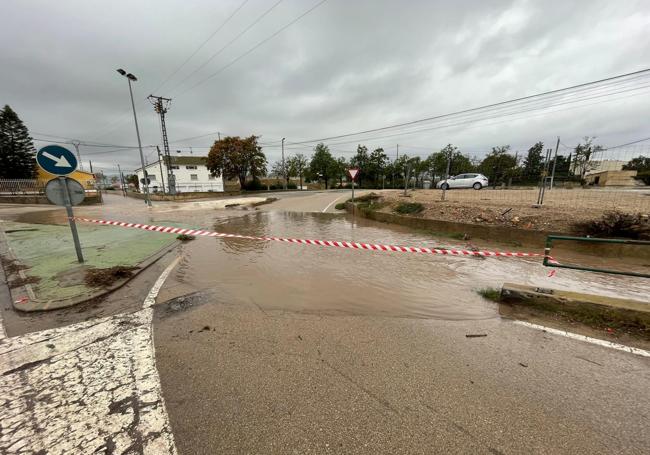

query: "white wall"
(136, 161), (224, 193)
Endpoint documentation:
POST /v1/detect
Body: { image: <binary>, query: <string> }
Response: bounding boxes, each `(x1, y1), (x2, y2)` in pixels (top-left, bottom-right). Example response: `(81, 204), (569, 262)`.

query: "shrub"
(394, 202), (424, 215)
(176, 234), (196, 242)
(574, 211), (650, 240)
(477, 287), (501, 302)
(335, 202), (347, 210)
(634, 171), (650, 186)
(242, 179), (265, 191)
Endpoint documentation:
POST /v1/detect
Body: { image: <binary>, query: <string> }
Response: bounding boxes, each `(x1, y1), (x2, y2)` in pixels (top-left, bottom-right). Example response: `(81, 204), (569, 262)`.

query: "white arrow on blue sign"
(36, 145), (78, 176)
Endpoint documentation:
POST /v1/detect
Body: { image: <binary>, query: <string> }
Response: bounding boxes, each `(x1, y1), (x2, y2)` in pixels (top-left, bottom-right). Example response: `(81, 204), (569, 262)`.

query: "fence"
(0, 179), (45, 195)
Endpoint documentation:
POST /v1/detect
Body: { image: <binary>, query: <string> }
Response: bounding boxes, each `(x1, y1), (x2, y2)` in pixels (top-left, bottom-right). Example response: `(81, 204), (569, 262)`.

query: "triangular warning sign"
(348, 168), (359, 180)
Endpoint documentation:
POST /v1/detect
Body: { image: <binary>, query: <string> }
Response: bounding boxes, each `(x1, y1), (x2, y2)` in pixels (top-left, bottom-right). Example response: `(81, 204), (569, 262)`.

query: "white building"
(135, 155), (224, 193)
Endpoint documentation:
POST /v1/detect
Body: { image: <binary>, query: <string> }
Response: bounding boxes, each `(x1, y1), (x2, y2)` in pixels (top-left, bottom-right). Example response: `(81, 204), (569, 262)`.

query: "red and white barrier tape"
(73, 217), (558, 263)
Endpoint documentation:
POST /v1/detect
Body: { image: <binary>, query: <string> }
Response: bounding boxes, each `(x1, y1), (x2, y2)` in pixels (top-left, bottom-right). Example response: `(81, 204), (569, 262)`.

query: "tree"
(287, 153), (308, 189)
(308, 143), (337, 189)
(334, 156), (348, 188)
(478, 145), (516, 186)
(350, 144), (370, 186)
(573, 137), (603, 182)
(0, 105), (36, 179)
(623, 156), (650, 172)
(125, 174), (139, 189)
(425, 144), (473, 181)
(522, 141), (544, 182)
(207, 135), (267, 188)
(367, 148), (388, 187)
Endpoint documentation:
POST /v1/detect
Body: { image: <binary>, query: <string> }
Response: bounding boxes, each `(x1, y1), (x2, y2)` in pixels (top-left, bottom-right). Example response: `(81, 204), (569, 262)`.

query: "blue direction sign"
(36, 145), (78, 176)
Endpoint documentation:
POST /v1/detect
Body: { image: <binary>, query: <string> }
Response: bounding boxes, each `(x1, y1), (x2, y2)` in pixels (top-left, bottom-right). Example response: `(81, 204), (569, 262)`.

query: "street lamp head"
(126, 73), (137, 81)
(116, 68), (126, 76)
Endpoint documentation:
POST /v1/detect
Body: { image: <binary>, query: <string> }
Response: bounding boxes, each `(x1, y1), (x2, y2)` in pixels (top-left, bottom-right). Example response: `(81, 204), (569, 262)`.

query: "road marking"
(513, 320), (650, 358)
(322, 194), (346, 213)
(0, 309), (6, 340)
(143, 256), (180, 309)
(0, 256), (181, 454)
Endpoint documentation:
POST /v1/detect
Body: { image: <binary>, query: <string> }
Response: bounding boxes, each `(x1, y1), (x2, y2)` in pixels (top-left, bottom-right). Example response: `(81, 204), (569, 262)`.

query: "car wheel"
(473, 182), (482, 190)
(441, 183), (449, 190)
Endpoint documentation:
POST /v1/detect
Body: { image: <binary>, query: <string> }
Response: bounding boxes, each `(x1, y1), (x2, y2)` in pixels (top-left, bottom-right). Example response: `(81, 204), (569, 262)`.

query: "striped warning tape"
(73, 217), (558, 263)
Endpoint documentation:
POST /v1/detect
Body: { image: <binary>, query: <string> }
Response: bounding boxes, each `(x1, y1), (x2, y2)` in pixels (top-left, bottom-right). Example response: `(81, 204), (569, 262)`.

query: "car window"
(456, 174), (467, 179)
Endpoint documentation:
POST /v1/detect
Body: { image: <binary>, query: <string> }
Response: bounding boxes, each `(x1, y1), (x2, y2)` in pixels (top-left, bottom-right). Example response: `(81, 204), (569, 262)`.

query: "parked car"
(436, 173), (488, 190)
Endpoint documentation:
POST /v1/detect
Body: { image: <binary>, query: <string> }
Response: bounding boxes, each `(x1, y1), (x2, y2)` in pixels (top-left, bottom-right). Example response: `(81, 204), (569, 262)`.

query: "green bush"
(243, 179), (265, 191)
(335, 202), (347, 210)
(394, 202), (424, 214)
(635, 171), (650, 185)
(477, 288), (501, 302)
(574, 211), (650, 240)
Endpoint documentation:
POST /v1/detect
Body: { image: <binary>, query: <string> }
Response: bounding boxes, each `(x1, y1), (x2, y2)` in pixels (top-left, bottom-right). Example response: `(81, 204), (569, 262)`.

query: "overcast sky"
(2, 0), (649, 173)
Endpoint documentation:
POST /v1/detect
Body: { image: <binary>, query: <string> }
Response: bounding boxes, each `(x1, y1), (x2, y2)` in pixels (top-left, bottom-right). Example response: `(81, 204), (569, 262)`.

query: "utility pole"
(393, 144), (399, 189)
(89, 160), (93, 173)
(281, 138), (287, 190)
(148, 94), (175, 195)
(403, 162), (411, 196)
(218, 132), (221, 141)
(441, 150), (451, 201)
(117, 163), (127, 197)
(549, 136), (561, 190)
(156, 146), (166, 195)
(71, 140), (83, 171)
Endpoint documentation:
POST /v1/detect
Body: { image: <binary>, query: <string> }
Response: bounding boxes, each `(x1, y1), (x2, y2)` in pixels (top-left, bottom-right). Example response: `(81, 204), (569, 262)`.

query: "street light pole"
(281, 137), (287, 190)
(117, 68), (151, 207)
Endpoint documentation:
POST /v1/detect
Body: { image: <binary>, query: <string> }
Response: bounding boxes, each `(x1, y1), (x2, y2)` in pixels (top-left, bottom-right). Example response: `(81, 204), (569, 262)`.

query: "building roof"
(134, 155), (208, 172)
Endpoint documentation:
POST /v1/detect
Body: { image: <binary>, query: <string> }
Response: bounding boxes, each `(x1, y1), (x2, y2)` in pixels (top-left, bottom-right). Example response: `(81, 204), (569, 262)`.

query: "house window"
(148, 175), (156, 181)
(208, 175), (215, 180)
(186, 165), (197, 170)
(190, 174), (198, 180)
(171, 165), (180, 170)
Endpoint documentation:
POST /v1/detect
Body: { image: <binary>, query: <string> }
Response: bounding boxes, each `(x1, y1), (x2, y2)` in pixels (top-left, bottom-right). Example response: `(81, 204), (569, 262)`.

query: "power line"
(169, 0), (285, 96)
(177, 0), (330, 96)
(605, 136), (650, 150)
(283, 68), (650, 146)
(151, 0), (251, 94)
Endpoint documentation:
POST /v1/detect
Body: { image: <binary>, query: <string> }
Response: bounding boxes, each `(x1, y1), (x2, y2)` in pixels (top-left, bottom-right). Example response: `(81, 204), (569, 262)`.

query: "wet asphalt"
(1, 193), (649, 454)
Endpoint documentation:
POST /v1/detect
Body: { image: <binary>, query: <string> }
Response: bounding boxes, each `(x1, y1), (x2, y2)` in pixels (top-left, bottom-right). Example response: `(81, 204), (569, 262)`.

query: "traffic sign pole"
(59, 176), (84, 263)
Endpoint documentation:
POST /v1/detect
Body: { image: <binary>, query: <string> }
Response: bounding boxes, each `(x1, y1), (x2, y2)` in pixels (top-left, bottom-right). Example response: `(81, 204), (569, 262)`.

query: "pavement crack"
(321, 358), (399, 415)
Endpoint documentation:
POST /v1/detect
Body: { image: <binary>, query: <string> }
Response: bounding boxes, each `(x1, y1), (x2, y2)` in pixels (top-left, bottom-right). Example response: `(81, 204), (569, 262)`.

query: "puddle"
(161, 210), (650, 320)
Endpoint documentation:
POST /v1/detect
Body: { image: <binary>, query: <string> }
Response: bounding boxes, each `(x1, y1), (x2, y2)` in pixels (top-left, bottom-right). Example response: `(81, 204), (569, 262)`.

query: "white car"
(436, 173), (488, 190)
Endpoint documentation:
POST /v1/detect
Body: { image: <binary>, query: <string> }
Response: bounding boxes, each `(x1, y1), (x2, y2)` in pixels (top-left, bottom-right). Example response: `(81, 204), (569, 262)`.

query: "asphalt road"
(148, 190), (649, 454)
(1, 192), (648, 454)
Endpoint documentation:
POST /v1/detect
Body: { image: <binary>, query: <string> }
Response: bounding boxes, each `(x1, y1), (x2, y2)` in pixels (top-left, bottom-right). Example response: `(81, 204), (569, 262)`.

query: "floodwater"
(159, 210), (650, 320)
(3, 195), (649, 322)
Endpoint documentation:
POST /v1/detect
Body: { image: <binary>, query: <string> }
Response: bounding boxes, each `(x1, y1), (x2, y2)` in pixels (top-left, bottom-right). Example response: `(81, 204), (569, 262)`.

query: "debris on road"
(465, 333), (488, 338)
(84, 266), (138, 287)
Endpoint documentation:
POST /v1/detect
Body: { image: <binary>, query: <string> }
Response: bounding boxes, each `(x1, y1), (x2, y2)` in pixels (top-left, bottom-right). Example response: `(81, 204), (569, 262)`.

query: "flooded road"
(159, 209), (649, 320)
(3, 193), (648, 325)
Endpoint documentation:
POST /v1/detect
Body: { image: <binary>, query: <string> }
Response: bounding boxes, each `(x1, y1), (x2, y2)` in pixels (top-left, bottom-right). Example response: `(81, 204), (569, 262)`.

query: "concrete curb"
(1, 233), (179, 312)
(500, 283), (650, 333)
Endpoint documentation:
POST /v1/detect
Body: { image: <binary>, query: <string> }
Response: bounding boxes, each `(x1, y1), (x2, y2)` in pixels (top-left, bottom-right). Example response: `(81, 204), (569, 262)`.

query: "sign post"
(347, 168), (359, 204)
(37, 145), (85, 263)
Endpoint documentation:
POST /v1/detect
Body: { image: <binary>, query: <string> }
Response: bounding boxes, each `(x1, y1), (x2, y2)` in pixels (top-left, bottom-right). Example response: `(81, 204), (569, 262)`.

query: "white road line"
(0, 310), (6, 340)
(513, 320), (650, 358)
(322, 194), (346, 213)
(143, 256), (181, 309)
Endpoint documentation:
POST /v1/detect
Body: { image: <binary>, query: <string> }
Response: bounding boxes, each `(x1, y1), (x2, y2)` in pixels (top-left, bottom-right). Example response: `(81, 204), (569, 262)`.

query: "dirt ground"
(378, 188), (650, 233)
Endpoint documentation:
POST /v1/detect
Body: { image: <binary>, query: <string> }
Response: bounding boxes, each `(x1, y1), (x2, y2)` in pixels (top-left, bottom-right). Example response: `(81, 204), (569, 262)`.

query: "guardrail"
(0, 179), (45, 195)
(543, 235), (650, 278)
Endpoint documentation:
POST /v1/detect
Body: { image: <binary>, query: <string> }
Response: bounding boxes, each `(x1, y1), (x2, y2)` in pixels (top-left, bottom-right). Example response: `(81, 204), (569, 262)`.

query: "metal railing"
(543, 235), (650, 278)
(0, 179), (45, 195)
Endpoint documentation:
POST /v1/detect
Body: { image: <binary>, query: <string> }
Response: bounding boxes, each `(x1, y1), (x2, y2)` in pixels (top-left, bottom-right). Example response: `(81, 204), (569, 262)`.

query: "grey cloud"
(1, 0), (649, 172)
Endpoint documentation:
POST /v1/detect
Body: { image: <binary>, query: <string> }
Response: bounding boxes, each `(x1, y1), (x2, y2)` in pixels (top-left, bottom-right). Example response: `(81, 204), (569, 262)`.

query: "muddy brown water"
(3, 197), (649, 322)
(157, 210), (649, 320)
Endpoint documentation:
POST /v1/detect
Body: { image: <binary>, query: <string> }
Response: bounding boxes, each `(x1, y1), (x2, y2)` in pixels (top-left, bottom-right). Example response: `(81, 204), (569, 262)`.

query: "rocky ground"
(376, 189), (650, 233)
